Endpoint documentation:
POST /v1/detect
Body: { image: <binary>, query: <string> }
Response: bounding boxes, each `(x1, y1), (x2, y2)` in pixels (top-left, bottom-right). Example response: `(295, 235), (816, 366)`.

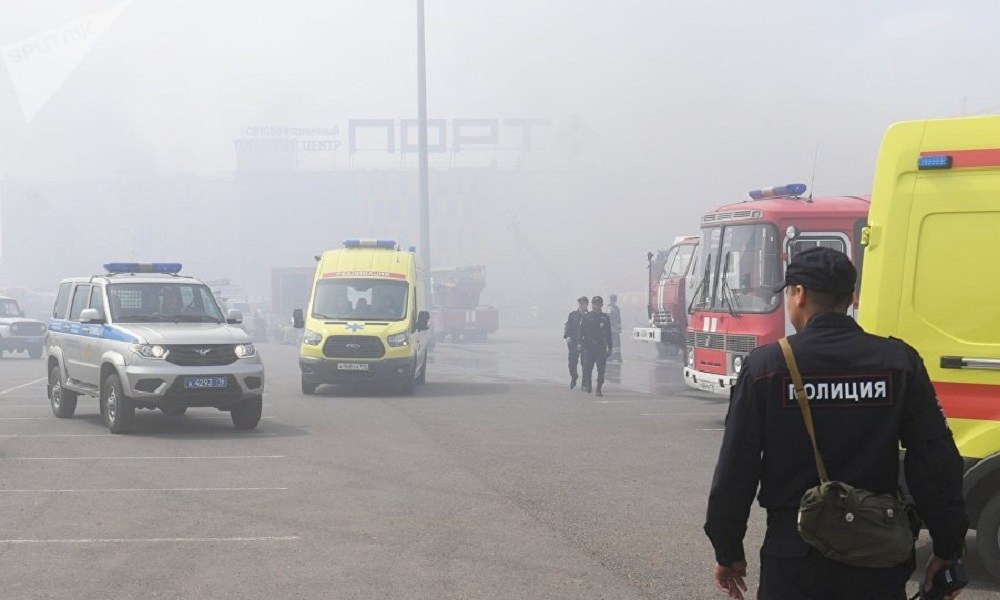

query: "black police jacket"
(564, 310), (586, 341)
(578, 311), (613, 351)
(704, 312), (968, 566)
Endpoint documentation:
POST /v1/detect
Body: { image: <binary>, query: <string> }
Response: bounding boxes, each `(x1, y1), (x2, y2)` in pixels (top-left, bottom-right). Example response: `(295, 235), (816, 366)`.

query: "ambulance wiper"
(719, 252), (742, 318)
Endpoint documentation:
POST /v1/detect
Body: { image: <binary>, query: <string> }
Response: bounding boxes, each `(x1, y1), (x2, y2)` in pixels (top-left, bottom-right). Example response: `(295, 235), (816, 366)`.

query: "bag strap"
(778, 337), (830, 483)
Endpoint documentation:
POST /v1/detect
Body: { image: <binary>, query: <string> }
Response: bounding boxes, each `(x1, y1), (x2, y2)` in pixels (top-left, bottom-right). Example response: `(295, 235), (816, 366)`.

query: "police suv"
(0, 295), (47, 359)
(46, 263), (265, 433)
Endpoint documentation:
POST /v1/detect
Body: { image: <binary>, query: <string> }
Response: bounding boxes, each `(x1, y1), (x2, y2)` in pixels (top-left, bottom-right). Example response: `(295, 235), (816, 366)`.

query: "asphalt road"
(0, 332), (996, 599)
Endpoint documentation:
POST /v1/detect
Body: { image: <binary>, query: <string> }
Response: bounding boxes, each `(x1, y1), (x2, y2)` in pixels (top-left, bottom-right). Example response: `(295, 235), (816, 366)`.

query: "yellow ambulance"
(859, 115), (1000, 578)
(293, 239), (431, 395)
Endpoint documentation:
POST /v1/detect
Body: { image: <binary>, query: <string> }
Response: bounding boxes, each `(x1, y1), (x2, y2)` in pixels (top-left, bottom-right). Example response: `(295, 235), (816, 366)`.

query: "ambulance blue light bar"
(343, 239), (397, 249)
(749, 183), (807, 200)
(104, 263), (183, 274)
(917, 155), (952, 170)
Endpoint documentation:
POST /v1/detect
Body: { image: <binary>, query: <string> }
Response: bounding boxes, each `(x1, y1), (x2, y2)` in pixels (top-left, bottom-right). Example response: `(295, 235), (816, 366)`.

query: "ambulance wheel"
(28, 347), (43, 359)
(49, 364), (77, 418)
(301, 378), (317, 395)
(101, 373), (135, 434)
(976, 493), (1000, 582)
(160, 406), (187, 416)
(231, 396), (262, 430)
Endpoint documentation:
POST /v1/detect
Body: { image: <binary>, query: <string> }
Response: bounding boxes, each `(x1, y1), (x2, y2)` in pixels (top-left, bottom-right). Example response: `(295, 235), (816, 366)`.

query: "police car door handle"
(940, 356), (1000, 370)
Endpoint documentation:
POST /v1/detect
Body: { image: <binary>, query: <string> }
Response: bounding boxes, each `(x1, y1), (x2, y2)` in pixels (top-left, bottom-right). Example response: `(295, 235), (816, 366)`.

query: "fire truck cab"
(633, 236), (700, 358)
(858, 115), (1000, 580)
(683, 184), (870, 395)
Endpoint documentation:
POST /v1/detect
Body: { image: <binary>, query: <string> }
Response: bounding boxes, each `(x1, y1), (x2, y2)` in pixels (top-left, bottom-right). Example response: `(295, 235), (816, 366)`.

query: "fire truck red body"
(683, 185), (870, 395)
(633, 236), (700, 357)
(431, 266), (499, 342)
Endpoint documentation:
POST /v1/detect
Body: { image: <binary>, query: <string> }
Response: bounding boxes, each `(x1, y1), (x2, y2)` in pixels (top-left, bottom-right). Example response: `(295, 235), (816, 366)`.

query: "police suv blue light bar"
(749, 183), (807, 200)
(104, 263), (183, 274)
(917, 155), (953, 170)
(343, 239), (397, 249)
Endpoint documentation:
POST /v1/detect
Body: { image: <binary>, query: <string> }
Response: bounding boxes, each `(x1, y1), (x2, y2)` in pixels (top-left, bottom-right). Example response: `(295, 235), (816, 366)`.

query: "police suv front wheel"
(48, 365), (77, 418)
(231, 395), (262, 430)
(101, 373), (135, 434)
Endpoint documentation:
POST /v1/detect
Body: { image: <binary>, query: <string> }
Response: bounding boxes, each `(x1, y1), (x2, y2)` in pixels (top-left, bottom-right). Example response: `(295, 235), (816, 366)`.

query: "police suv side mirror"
(416, 310), (431, 331)
(292, 309), (305, 329)
(79, 308), (105, 324)
(227, 309), (243, 325)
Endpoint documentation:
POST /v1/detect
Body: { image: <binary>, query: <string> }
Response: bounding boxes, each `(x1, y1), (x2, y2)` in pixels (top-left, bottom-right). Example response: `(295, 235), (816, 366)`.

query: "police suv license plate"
(183, 376), (228, 389)
(337, 362), (369, 371)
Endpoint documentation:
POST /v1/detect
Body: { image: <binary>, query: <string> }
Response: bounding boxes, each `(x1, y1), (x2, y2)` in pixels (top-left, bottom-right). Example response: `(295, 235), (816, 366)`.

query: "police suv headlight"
(302, 329), (322, 346)
(387, 332), (409, 347)
(733, 355), (744, 374)
(687, 348), (695, 367)
(131, 344), (169, 360)
(234, 343), (257, 359)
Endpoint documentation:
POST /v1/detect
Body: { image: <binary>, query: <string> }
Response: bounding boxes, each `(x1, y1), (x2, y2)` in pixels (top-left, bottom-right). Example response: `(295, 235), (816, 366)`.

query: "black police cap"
(591, 295), (604, 305)
(772, 246), (857, 296)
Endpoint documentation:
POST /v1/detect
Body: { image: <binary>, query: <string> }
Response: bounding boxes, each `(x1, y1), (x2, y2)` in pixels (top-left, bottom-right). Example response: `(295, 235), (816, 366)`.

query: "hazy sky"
(2, 0), (999, 301)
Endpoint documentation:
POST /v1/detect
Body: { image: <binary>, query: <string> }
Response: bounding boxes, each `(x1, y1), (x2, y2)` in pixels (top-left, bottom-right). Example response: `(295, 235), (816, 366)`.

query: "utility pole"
(417, 0), (432, 303)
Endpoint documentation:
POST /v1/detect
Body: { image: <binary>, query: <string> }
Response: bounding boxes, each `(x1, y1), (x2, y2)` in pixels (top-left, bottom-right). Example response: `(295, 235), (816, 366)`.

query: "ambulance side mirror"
(292, 309), (304, 329)
(416, 311), (430, 331)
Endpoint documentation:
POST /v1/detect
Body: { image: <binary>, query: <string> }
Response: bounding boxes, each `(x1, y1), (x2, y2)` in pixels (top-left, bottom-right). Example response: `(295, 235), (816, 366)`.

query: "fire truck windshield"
(691, 224), (781, 314)
(660, 244), (696, 280)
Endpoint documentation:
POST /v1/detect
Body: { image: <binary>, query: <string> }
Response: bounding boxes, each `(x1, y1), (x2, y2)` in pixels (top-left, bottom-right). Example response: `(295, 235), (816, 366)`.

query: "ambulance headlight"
(387, 332), (409, 347)
(131, 344), (169, 360)
(302, 329), (322, 346)
(234, 344), (257, 359)
(687, 348), (695, 367)
(733, 355), (744, 374)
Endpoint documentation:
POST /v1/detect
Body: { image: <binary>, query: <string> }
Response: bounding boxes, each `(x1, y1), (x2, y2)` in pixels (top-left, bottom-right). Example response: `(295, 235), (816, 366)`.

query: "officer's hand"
(713, 561), (747, 599)
(923, 555), (962, 600)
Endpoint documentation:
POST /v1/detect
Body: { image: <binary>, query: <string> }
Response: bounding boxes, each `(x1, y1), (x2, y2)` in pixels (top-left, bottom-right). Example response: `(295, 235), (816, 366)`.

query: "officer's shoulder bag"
(778, 337), (914, 569)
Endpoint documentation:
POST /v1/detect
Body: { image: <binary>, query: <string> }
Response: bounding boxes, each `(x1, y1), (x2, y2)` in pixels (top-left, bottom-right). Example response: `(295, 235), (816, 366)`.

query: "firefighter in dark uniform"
(578, 295), (613, 396)
(704, 247), (968, 600)
(607, 293), (623, 363)
(563, 296), (589, 389)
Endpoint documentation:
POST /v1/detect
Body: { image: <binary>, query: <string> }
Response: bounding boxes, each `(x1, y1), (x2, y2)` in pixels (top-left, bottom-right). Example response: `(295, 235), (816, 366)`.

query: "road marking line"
(0, 378), (46, 396)
(0, 434), (115, 438)
(1, 455), (285, 460)
(0, 536), (301, 544)
(641, 412), (726, 416)
(595, 400), (632, 404)
(0, 487), (289, 493)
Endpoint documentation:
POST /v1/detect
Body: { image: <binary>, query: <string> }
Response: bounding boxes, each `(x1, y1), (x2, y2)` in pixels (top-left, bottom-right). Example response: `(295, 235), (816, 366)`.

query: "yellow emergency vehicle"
(860, 115), (1000, 579)
(293, 239), (430, 395)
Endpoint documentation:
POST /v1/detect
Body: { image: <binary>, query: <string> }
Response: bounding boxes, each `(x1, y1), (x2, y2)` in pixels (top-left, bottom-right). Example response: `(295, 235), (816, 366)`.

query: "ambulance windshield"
(691, 224), (781, 314)
(312, 279), (409, 322)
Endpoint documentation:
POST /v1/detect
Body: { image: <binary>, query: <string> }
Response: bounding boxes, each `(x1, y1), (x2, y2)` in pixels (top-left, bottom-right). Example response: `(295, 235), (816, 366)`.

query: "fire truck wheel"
(976, 492), (1000, 582)
(301, 378), (317, 395)
(656, 343), (681, 359)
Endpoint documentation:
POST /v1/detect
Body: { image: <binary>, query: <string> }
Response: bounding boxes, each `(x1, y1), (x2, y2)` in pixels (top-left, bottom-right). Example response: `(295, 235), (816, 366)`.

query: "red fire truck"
(632, 236), (700, 358)
(682, 184), (870, 395)
(430, 266), (499, 342)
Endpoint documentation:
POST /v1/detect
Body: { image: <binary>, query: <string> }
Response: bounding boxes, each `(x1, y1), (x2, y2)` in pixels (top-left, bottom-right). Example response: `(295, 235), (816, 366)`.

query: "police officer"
(563, 296), (589, 389)
(607, 293), (623, 363)
(704, 247), (967, 600)
(578, 295), (613, 396)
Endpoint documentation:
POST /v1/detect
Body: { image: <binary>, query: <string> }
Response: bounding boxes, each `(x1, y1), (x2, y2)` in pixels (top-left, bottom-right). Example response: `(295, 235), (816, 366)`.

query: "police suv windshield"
(0, 298), (22, 317)
(312, 279), (408, 322)
(107, 282), (225, 323)
(692, 224), (781, 314)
